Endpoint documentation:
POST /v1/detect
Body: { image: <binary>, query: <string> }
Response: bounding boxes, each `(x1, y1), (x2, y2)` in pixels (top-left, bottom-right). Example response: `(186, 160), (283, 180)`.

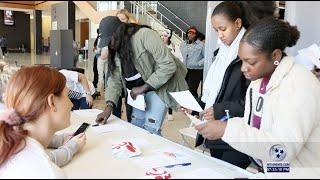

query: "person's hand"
(63, 133), (74, 144)
(86, 94), (93, 107)
(178, 106), (192, 115)
(93, 47), (97, 53)
(130, 84), (150, 100)
(194, 120), (227, 140)
(71, 133), (86, 151)
(95, 106), (113, 124)
(201, 107), (215, 121)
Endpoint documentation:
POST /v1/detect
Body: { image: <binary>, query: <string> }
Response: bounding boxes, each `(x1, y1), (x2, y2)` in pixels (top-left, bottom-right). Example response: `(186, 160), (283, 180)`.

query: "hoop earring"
(274, 61), (280, 66)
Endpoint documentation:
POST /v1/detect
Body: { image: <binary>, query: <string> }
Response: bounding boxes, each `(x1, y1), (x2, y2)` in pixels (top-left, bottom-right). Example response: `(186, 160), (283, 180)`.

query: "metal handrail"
(130, 1), (186, 42)
(141, 1), (190, 30)
(156, 1), (190, 29)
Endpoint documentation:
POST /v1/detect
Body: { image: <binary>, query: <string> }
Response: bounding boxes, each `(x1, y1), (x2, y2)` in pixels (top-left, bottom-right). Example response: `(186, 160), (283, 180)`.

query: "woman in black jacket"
(188, 1), (277, 169)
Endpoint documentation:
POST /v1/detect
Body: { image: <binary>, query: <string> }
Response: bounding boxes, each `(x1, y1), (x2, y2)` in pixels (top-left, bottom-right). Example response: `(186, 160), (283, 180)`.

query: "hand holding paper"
(169, 91), (203, 112)
(186, 113), (207, 125)
(127, 89), (146, 111)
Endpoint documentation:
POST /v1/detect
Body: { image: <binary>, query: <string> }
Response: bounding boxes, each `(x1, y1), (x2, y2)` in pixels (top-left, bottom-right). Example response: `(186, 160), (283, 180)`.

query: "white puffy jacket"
(222, 56), (320, 178)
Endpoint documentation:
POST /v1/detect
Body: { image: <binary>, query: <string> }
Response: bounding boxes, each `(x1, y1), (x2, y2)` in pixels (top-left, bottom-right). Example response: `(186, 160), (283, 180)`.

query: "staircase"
(128, 1), (190, 47)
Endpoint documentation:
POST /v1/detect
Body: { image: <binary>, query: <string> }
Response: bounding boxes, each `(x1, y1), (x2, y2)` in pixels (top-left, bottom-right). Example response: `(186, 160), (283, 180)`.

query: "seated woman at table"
(195, 18), (320, 178)
(59, 69), (95, 110)
(0, 64), (86, 168)
(0, 66), (85, 178)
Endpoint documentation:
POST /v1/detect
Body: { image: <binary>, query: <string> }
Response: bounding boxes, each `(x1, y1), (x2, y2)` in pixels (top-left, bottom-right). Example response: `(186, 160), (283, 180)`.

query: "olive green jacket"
(105, 28), (188, 109)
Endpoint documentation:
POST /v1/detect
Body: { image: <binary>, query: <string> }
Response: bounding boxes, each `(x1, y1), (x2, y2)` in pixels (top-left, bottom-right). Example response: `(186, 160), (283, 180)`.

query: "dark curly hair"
(241, 17), (300, 58)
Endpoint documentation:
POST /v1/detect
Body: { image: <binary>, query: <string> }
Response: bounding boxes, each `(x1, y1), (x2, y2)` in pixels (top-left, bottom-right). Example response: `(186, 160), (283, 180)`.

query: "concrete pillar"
(35, 10), (42, 54)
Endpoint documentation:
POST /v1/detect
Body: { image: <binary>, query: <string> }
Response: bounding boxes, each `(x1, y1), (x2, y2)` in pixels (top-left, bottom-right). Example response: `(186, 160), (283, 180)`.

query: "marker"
(154, 162), (191, 169)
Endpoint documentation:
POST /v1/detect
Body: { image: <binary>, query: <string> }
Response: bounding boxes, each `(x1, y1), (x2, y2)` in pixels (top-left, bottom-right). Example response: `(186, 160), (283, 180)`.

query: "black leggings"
(92, 54), (99, 88)
(1, 47), (7, 55)
(186, 69), (203, 98)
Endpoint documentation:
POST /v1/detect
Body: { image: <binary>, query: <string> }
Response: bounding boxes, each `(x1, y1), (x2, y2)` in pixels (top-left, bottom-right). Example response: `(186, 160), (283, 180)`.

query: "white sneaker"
(167, 114), (173, 121)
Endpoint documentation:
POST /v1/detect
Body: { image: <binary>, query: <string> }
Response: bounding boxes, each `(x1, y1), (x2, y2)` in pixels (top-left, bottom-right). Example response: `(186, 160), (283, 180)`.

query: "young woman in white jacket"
(196, 17), (320, 178)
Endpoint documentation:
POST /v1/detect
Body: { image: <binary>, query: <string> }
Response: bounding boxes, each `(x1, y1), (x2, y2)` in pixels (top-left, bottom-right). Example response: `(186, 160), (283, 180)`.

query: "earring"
(53, 108), (57, 112)
(274, 60), (280, 66)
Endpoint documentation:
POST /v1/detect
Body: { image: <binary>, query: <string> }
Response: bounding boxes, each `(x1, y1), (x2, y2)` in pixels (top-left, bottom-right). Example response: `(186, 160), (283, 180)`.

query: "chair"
(178, 115), (198, 148)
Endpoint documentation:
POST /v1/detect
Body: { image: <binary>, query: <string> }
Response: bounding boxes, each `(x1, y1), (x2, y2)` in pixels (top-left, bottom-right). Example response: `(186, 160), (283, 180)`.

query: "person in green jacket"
(95, 16), (188, 135)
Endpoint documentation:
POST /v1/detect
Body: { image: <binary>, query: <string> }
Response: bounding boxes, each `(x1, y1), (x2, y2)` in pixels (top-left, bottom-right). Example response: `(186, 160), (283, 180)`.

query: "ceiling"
(0, 1), (45, 6)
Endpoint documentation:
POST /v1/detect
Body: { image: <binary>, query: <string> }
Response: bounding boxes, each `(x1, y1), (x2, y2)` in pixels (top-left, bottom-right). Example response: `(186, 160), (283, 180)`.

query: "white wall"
(285, 1), (320, 56)
(204, 1), (221, 80)
(42, 16), (51, 39)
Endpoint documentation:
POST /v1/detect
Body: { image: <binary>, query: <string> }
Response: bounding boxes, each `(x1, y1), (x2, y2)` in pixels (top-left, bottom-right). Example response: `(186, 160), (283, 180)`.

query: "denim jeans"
(130, 91), (168, 135)
(71, 97), (91, 110)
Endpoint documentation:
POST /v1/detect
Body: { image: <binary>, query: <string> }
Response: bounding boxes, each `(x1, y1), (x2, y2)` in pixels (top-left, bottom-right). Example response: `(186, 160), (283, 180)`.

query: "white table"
(61, 110), (254, 178)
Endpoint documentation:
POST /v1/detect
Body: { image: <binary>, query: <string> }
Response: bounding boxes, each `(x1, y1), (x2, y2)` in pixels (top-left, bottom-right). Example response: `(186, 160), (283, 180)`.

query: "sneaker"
(167, 114), (173, 121)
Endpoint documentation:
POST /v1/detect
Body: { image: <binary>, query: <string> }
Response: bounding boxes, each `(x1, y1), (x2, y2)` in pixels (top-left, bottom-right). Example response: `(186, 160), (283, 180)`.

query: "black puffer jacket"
(195, 48), (250, 148)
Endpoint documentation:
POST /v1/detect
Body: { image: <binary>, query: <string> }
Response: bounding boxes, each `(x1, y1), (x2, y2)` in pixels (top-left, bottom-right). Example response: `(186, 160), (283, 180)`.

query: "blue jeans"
(130, 91), (168, 135)
(71, 97), (91, 110)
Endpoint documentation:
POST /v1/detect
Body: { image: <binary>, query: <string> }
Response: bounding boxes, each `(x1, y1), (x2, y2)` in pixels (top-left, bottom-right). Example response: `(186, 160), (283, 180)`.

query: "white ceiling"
(0, 3), (89, 20)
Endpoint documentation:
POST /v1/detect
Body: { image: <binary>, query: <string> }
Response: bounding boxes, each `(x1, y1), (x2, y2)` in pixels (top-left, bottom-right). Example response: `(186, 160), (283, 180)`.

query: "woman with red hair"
(0, 66), (74, 178)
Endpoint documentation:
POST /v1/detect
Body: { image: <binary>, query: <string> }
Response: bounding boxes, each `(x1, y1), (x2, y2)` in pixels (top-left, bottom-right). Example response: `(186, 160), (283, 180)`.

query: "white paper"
(186, 113), (207, 125)
(169, 91), (203, 112)
(52, 21), (57, 30)
(175, 168), (226, 179)
(133, 148), (191, 169)
(127, 89), (146, 111)
(73, 109), (103, 117)
(111, 141), (142, 158)
(298, 44), (320, 68)
(91, 124), (127, 134)
(108, 138), (151, 148)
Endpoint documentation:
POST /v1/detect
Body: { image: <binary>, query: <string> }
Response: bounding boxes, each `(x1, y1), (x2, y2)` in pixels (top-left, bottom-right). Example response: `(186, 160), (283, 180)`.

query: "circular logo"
(269, 144), (287, 161)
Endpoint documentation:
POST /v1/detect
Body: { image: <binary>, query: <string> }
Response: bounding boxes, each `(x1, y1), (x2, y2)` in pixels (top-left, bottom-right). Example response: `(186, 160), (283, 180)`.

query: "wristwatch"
(106, 101), (114, 109)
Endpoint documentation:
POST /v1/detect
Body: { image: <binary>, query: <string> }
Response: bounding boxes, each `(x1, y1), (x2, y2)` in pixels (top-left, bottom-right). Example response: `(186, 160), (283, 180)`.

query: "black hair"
(212, 1), (250, 29)
(197, 32), (205, 41)
(185, 26), (199, 43)
(108, 23), (151, 75)
(97, 28), (99, 34)
(241, 17), (300, 58)
(241, 1), (278, 24)
(211, 1), (277, 29)
(165, 28), (172, 45)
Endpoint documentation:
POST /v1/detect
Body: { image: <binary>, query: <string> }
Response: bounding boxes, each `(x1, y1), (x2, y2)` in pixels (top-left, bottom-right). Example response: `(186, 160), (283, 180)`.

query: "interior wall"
(42, 15), (51, 39)
(0, 10), (31, 52)
(80, 21), (89, 48)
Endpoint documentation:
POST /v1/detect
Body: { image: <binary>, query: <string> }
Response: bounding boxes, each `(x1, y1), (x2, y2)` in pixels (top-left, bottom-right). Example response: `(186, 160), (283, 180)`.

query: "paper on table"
(108, 138), (151, 148)
(91, 124), (127, 134)
(186, 113), (207, 125)
(175, 168), (226, 179)
(127, 89), (146, 111)
(73, 109), (103, 117)
(169, 91), (203, 112)
(133, 148), (191, 169)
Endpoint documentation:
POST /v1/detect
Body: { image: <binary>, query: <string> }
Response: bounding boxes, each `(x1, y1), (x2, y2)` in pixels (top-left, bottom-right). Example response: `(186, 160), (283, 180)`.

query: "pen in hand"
(199, 113), (207, 152)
